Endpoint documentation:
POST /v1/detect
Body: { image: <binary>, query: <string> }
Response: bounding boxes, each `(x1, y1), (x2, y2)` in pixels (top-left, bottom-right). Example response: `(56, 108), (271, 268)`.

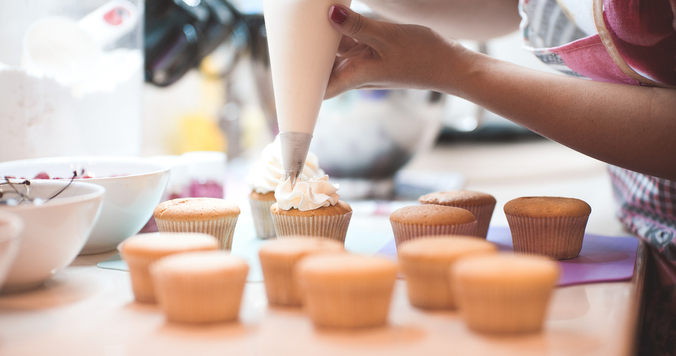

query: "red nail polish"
(330, 6), (347, 24)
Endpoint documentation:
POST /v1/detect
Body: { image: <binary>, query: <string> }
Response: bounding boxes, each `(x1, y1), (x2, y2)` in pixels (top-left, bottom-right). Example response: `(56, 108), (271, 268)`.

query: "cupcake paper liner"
(506, 214), (589, 260)
(151, 268), (248, 323)
(454, 280), (555, 334)
(155, 216), (239, 250)
(403, 269), (456, 309)
(260, 257), (303, 306)
(390, 221), (477, 247)
(421, 202), (496, 239)
(458, 204), (496, 238)
(249, 197), (277, 239)
(299, 277), (396, 328)
(122, 254), (162, 303)
(271, 212), (352, 244)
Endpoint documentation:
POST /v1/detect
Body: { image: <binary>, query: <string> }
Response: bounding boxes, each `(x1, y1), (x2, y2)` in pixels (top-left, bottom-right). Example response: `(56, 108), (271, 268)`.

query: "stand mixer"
(144, 0), (446, 198)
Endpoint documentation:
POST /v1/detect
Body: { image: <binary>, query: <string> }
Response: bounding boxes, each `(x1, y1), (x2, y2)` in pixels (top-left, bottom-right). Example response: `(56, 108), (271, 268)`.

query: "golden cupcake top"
(249, 191), (276, 201)
(398, 236), (497, 263)
(419, 190), (496, 206)
(503, 196), (591, 218)
(270, 200), (352, 216)
(150, 251), (248, 275)
(259, 236), (344, 259)
(153, 198), (241, 221)
(297, 254), (397, 282)
(389, 205), (476, 225)
(453, 253), (560, 286)
(121, 233), (218, 258)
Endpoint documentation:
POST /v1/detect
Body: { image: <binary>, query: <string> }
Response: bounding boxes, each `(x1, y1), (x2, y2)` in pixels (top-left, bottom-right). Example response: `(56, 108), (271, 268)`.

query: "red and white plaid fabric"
(609, 166), (676, 248)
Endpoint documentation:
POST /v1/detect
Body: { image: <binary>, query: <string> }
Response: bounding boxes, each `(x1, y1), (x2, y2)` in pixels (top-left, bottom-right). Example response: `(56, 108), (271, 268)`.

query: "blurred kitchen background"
(0, 0), (565, 200)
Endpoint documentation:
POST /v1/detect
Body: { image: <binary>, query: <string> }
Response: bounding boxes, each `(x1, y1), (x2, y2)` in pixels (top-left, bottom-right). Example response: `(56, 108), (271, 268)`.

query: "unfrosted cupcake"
(153, 198), (240, 250)
(389, 205), (477, 247)
(296, 254), (398, 328)
(453, 253), (559, 334)
(504, 196), (591, 260)
(398, 236), (497, 309)
(270, 175), (352, 243)
(247, 136), (325, 239)
(150, 251), (249, 323)
(419, 190), (496, 238)
(120, 233), (219, 303)
(258, 236), (344, 306)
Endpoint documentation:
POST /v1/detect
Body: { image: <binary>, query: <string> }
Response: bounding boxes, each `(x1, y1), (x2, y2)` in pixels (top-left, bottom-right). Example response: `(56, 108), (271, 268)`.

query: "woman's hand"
(325, 5), (473, 99)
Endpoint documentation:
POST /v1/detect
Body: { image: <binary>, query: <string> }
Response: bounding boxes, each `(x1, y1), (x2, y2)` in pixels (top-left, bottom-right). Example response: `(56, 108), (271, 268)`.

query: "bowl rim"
(0, 180), (105, 211)
(0, 156), (172, 181)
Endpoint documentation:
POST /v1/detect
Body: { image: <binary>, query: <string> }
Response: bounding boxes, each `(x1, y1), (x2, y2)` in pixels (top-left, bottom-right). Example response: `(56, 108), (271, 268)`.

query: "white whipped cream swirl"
(247, 136), (324, 194)
(274, 175), (340, 211)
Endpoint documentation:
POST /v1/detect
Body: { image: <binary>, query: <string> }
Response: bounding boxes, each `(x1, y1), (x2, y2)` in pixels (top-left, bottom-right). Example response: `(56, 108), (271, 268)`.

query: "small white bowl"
(0, 180), (104, 292)
(0, 156), (171, 254)
(0, 211), (23, 291)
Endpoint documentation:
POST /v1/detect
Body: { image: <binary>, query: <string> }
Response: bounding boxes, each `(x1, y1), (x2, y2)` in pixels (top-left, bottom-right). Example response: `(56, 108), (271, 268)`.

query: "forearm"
(361, 0), (520, 41)
(443, 51), (676, 181)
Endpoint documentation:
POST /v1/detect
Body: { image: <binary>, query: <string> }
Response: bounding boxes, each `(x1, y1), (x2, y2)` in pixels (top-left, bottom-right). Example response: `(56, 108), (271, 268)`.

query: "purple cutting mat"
(376, 226), (639, 287)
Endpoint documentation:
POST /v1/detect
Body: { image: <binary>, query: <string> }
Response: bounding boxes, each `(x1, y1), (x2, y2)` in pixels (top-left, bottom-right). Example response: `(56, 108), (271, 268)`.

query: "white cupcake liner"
(249, 197), (277, 239)
(122, 254), (158, 303)
(151, 268), (248, 323)
(259, 257), (302, 306)
(421, 202), (496, 238)
(459, 204), (495, 238)
(506, 214), (589, 260)
(155, 216), (239, 250)
(271, 212), (352, 244)
(403, 269), (455, 309)
(390, 221), (477, 248)
(299, 276), (396, 328)
(454, 279), (555, 333)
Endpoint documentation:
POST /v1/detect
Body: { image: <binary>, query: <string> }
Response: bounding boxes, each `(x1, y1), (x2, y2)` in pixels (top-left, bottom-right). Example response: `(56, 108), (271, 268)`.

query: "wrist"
(433, 43), (493, 98)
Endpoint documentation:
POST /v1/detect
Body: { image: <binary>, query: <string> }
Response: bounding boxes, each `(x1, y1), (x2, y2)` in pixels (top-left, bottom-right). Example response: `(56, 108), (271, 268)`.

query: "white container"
(0, 0), (144, 162)
(0, 211), (24, 292)
(0, 181), (105, 292)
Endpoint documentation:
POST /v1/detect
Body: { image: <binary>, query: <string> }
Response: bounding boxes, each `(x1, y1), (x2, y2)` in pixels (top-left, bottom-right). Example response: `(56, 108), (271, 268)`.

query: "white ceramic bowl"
(0, 211), (23, 291)
(0, 157), (171, 254)
(0, 180), (104, 292)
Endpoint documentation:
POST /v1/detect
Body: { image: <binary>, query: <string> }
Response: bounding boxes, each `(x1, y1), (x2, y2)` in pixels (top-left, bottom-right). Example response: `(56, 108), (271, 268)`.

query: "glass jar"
(0, 0), (144, 162)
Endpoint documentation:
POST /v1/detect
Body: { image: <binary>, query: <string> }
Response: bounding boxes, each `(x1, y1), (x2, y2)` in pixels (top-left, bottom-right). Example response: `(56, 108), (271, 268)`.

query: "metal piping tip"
(279, 131), (313, 189)
(289, 171), (299, 189)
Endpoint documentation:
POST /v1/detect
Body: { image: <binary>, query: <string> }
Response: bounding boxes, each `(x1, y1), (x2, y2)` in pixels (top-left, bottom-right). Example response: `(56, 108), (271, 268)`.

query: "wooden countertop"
(0, 138), (645, 356)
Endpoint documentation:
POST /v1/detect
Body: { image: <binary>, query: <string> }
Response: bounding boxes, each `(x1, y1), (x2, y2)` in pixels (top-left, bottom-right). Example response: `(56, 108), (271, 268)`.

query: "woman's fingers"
(337, 35), (359, 55)
(326, 45), (381, 99)
(329, 5), (385, 50)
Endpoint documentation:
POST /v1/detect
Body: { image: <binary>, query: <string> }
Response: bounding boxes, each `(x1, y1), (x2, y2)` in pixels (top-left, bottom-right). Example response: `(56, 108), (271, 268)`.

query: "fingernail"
(330, 5), (348, 24)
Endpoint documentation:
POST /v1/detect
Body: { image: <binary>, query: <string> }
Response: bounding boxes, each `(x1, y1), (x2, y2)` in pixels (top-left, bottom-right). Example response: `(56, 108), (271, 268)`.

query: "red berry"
(34, 172), (50, 179)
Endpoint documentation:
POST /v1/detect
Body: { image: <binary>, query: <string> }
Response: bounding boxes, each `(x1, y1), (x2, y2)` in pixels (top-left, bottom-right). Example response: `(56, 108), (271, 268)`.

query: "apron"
(520, 1), (676, 354)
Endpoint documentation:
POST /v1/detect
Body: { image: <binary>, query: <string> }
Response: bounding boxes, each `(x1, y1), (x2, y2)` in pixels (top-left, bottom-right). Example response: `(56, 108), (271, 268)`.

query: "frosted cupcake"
(258, 236), (344, 306)
(119, 233), (219, 303)
(453, 253), (560, 334)
(419, 190), (497, 238)
(398, 236), (497, 309)
(247, 136), (325, 239)
(153, 198), (240, 250)
(297, 253), (398, 328)
(389, 205), (477, 247)
(270, 175), (352, 243)
(504, 196), (591, 260)
(150, 251), (249, 323)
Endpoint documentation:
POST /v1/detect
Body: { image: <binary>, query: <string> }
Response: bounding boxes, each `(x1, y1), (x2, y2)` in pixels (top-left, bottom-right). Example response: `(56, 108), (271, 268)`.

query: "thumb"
(329, 5), (384, 48)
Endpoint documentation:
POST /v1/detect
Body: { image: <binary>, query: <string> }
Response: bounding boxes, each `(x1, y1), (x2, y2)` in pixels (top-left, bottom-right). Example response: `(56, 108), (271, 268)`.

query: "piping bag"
(263, 0), (351, 187)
